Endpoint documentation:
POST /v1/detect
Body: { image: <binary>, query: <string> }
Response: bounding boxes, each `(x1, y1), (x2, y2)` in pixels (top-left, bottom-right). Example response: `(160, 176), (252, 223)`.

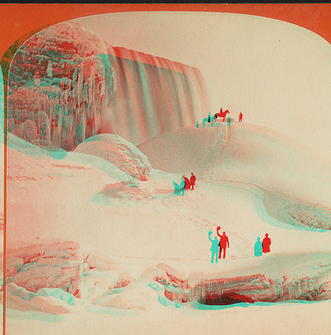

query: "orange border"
(2, 3), (331, 61)
(2, 4), (331, 334)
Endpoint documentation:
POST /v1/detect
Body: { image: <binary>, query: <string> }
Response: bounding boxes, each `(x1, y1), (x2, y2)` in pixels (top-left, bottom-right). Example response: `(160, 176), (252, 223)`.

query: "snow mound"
(138, 123), (331, 208)
(8, 133), (67, 159)
(72, 134), (152, 180)
(264, 191), (331, 231)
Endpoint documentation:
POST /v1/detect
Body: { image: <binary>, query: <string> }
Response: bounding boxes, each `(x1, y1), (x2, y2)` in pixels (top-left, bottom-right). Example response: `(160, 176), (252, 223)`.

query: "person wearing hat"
(190, 172), (196, 190)
(262, 233), (271, 253)
(217, 226), (230, 259)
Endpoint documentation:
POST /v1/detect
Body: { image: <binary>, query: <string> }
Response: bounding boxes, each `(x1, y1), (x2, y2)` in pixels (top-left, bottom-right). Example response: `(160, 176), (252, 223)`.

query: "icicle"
(34, 68), (40, 87)
(73, 68), (78, 82)
(47, 59), (53, 78)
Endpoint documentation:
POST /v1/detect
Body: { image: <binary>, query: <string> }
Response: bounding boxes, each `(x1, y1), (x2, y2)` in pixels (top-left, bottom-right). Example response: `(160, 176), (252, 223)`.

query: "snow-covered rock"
(72, 134), (152, 180)
(1, 283), (74, 314)
(7, 241), (85, 295)
(154, 253), (331, 305)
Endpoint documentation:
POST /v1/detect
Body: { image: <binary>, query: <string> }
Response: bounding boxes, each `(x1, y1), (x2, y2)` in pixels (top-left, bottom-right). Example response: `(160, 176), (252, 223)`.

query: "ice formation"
(7, 21), (209, 150)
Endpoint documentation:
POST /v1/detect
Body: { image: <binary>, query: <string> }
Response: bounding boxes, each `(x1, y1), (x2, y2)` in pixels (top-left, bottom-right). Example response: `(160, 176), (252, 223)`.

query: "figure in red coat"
(216, 226), (230, 259)
(190, 172), (196, 190)
(262, 233), (271, 253)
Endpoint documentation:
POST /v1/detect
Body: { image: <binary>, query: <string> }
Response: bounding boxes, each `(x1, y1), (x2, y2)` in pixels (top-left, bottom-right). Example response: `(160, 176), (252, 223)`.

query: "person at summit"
(227, 116), (231, 127)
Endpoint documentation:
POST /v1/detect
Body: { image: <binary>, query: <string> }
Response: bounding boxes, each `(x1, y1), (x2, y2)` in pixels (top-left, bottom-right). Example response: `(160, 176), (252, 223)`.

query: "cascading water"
(7, 21), (210, 151)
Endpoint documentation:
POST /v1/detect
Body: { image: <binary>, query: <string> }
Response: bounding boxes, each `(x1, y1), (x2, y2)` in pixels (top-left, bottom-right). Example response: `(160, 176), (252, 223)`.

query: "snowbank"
(72, 134), (152, 180)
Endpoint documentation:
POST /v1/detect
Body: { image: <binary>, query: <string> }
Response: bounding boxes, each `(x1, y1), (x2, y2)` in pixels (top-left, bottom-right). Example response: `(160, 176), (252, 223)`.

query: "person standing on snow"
(239, 112), (243, 122)
(183, 175), (191, 190)
(217, 227), (230, 259)
(190, 173), (196, 190)
(254, 237), (263, 257)
(172, 181), (181, 195)
(179, 177), (185, 196)
(208, 231), (219, 263)
(262, 233), (271, 253)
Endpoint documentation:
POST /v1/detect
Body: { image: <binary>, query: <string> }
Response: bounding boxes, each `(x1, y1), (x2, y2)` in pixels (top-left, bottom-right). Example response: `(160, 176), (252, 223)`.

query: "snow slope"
(2, 124), (331, 334)
(139, 122), (331, 229)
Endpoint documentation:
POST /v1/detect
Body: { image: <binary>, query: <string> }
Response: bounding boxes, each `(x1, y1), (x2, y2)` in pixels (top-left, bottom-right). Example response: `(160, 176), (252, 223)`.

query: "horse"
(215, 109), (230, 122)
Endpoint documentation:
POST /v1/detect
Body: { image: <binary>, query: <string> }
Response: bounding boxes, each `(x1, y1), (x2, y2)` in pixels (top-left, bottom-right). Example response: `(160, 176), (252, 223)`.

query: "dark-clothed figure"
(254, 237), (263, 257)
(196, 121), (199, 128)
(262, 233), (271, 253)
(183, 176), (191, 190)
(179, 178), (185, 196)
(173, 182), (181, 195)
(190, 173), (196, 190)
(227, 116), (231, 127)
(208, 231), (219, 264)
(217, 227), (229, 259)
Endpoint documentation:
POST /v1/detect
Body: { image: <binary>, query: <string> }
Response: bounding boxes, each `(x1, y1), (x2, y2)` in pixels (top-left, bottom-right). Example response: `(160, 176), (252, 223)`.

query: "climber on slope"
(179, 177), (186, 196)
(183, 175), (191, 190)
(190, 172), (196, 190)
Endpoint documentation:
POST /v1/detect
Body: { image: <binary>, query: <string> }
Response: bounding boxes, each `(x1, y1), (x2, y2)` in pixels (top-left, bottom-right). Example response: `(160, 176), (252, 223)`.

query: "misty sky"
(76, 12), (331, 161)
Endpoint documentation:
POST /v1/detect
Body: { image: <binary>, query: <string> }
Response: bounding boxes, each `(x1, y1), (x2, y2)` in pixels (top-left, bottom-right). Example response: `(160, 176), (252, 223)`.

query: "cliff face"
(8, 21), (209, 150)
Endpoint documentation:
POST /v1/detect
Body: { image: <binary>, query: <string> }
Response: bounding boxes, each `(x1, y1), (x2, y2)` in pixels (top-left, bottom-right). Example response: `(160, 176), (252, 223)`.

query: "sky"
(76, 11), (331, 162)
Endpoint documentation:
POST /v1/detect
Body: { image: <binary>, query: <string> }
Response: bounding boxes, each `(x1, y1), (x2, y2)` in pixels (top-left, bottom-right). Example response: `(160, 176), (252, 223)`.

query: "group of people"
(173, 172), (196, 196)
(208, 230), (272, 263)
(254, 233), (272, 257)
(196, 109), (243, 128)
(208, 226), (230, 263)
